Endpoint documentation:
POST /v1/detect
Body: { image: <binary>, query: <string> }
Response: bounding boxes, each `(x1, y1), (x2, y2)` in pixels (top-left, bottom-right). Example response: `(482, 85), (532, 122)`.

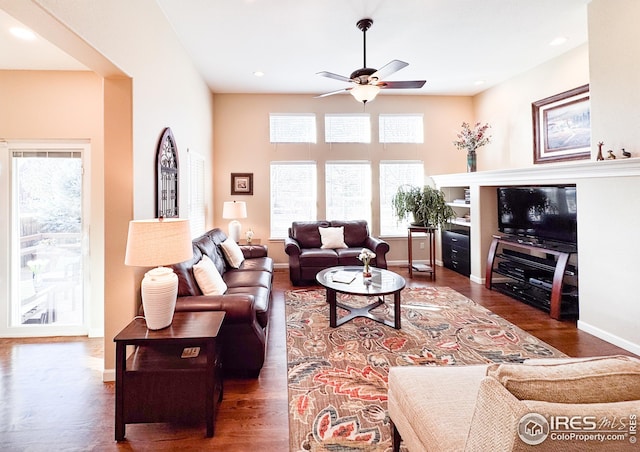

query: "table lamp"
(124, 218), (193, 330)
(222, 201), (247, 242)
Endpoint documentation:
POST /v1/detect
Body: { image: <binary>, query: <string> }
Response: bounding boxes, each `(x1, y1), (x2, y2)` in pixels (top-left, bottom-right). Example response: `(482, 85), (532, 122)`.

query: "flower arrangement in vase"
(358, 248), (376, 277)
(452, 121), (491, 172)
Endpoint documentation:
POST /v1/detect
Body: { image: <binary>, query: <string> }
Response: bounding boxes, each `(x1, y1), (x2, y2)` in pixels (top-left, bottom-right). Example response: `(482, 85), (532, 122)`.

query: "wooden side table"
(407, 226), (436, 279)
(114, 311), (225, 440)
(238, 238), (261, 245)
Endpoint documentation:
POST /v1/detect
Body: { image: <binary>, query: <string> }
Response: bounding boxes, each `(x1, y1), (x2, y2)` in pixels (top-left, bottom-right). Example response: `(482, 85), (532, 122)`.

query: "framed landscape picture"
(532, 84), (591, 164)
(231, 173), (253, 195)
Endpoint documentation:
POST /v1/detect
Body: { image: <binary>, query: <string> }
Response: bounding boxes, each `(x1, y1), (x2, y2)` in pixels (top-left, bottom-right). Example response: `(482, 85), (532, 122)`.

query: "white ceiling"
(0, 8), (87, 71)
(1, 0), (590, 96)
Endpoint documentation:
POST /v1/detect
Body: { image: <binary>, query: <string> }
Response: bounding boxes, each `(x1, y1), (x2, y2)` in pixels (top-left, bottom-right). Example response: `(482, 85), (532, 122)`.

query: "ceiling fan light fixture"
(350, 84), (380, 103)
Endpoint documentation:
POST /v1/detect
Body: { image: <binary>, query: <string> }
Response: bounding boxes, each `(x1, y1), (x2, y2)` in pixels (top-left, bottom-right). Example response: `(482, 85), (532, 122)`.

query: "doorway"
(0, 141), (90, 337)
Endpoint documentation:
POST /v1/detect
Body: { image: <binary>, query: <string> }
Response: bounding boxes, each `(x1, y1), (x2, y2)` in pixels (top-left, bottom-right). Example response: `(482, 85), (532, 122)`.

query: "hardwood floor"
(0, 266), (634, 451)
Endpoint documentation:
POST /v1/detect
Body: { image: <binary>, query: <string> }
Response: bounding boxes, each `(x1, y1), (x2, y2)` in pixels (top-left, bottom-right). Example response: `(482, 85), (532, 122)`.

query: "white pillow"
(319, 226), (348, 249)
(193, 255), (227, 295)
(220, 237), (245, 268)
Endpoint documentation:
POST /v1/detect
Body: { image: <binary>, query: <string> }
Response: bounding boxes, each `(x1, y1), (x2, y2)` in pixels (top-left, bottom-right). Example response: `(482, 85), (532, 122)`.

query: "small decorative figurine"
(245, 229), (254, 244)
(607, 150), (616, 159)
(596, 142), (604, 161)
(622, 148), (631, 158)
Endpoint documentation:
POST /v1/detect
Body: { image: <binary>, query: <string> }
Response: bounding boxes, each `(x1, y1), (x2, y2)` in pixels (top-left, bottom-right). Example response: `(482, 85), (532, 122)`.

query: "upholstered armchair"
(388, 355), (640, 451)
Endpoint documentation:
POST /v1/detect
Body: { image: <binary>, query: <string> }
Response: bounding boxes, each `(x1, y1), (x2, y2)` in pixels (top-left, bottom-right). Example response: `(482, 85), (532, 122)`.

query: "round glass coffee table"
(316, 266), (406, 329)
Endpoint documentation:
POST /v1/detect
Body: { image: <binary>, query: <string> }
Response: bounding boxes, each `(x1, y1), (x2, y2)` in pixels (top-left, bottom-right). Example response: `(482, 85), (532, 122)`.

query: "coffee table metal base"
(327, 289), (401, 329)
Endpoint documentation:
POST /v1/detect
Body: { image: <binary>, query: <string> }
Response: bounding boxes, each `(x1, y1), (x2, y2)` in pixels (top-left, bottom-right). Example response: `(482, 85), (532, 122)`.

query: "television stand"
(485, 235), (578, 319)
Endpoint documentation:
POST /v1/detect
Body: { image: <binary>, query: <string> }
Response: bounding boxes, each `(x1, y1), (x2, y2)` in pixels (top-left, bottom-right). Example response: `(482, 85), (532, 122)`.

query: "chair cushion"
(192, 255), (227, 296)
(487, 355), (640, 403)
(221, 237), (245, 268)
(299, 248), (339, 267)
(319, 226), (348, 249)
(291, 220), (331, 248)
(388, 365), (489, 452)
(331, 220), (369, 247)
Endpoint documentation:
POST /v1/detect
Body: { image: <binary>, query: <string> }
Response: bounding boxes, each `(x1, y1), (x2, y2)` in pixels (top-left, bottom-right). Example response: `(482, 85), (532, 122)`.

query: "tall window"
(379, 114), (424, 143)
(270, 162), (317, 238)
(325, 114), (371, 143)
(325, 161), (371, 223)
(269, 114), (316, 143)
(379, 161), (424, 236)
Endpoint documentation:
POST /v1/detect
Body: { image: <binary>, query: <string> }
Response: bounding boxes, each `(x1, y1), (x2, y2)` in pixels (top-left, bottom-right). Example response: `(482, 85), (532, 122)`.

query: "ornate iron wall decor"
(156, 127), (179, 218)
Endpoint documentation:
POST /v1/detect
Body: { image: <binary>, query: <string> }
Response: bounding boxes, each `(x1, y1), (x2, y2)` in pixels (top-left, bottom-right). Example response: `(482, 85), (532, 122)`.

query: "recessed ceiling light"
(474, 80), (485, 86)
(549, 36), (568, 46)
(253, 71), (265, 77)
(10, 27), (36, 41)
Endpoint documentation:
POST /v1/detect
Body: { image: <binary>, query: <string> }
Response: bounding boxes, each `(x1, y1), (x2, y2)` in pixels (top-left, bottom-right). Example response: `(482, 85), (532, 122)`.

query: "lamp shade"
(222, 201), (247, 220)
(124, 218), (193, 267)
(350, 84), (380, 103)
(124, 218), (192, 330)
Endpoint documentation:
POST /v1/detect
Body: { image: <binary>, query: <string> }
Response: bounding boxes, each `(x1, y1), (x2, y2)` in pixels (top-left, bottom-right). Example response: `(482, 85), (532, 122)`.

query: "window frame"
(379, 160), (425, 237)
(379, 113), (425, 144)
(324, 160), (372, 225)
(269, 161), (317, 239)
(269, 113), (317, 144)
(324, 114), (371, 144)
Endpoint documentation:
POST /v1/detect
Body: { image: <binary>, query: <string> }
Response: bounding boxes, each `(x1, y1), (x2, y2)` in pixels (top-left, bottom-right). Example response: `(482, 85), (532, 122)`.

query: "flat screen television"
(497, 185), (577, 245)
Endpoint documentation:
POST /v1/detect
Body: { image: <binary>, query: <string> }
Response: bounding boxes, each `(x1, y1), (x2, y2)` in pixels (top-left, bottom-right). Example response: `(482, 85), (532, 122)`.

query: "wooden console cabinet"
(485, 235), (578, 319)
(114, 311), (225, 440)
(442, 229), (470, 277)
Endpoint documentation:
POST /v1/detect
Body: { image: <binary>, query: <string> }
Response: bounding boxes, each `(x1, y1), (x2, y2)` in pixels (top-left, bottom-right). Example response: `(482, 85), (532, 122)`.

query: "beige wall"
(213, 93), (472, 264)
(577, 0), (640, 352)
(4, 0), (216, 376)
(474, 44), (590, 169)
(455, 0), (640, 354)
(0, 69), (105, 335)
(3, 0), (638, 369)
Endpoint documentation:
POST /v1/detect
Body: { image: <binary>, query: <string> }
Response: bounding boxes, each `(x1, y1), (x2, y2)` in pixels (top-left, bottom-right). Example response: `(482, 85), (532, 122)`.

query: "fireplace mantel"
(432, 157), (640, 187)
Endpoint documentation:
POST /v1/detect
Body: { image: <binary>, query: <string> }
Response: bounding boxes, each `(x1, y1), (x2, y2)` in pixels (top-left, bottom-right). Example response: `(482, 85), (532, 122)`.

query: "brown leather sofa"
(284, 220), (390, 286)
(170, 228), (272, 377)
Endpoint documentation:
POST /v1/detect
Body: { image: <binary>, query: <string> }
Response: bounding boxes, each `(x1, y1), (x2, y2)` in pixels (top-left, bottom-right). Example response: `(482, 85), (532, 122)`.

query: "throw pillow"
(486, 355), (640, 403)
(193, 255), (227, 295)
(319, 226), (347, 249)
(220, 237), (245, 268)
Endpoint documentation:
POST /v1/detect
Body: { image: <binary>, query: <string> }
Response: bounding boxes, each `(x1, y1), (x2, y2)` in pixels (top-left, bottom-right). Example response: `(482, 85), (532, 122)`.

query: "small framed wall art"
(231, 173), (253, 195)
(532, 84), (591, 164)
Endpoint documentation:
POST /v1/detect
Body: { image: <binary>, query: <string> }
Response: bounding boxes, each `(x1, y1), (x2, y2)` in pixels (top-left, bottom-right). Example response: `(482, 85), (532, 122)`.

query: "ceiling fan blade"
(370, 59), (409, 81)
(317, 71), (353, 83)
(314, 87), (352, 98)
(379, 80), (426, 89)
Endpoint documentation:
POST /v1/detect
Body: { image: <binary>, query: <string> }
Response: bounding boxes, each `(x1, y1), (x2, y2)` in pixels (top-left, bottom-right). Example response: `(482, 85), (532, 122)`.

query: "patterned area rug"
(286, 286), (566, 452)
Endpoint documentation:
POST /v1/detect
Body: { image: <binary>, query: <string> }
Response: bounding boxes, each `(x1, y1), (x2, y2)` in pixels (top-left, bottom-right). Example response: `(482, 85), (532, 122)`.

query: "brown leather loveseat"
(284, 220), (390, 285)
(170, 228), (272, 377)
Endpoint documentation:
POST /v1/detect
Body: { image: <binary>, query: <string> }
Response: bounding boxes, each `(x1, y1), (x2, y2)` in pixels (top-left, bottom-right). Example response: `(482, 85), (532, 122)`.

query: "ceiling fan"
(316, 18), (426, 104)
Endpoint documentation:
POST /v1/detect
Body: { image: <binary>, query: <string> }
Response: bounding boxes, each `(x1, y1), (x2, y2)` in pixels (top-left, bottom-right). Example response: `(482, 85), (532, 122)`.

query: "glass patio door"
(2, 143), (89, 335)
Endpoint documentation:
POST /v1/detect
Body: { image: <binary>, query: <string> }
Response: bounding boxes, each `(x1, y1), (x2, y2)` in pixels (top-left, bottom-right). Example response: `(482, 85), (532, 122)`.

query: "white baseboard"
(88, 328), (104, 338)
(578, 320), (640, 356)
(103, 368), (115, 382)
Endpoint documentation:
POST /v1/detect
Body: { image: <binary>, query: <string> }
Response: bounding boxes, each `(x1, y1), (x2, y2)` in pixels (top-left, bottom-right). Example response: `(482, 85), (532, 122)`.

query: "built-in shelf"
(446, 201), (470, 208)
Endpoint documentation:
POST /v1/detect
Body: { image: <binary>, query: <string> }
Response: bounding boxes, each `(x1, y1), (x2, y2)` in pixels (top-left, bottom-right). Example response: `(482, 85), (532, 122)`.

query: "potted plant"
(392, 184), (455, 229)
